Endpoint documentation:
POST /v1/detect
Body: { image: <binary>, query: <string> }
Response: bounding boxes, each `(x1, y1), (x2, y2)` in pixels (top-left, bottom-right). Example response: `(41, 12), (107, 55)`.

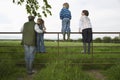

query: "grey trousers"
(83, 42), (91, 54)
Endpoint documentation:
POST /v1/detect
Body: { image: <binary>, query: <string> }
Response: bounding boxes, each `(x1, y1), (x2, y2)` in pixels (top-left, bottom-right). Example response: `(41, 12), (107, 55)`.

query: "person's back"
(60, 8), (71, 20)
(60, 2), (71, 40)
(23, 21), (36, 46)
(22, 16), (36, 75)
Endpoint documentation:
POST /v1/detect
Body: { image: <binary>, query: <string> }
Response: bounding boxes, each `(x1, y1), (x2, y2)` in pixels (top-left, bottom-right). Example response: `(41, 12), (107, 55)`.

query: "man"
(21, 16), (36, 75)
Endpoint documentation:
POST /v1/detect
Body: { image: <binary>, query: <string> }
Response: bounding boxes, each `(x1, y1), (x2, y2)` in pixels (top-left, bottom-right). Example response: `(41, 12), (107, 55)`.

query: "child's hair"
(63, 2), (69, 9)
(82, 10), (89, 16)
(37, 18), (44, 24)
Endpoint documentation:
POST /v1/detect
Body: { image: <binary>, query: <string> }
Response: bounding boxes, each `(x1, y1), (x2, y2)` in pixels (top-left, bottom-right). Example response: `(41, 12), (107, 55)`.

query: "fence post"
(91, 41), (94, 63)
(57, 33), (59, 54)
(119, 34), (120, 39)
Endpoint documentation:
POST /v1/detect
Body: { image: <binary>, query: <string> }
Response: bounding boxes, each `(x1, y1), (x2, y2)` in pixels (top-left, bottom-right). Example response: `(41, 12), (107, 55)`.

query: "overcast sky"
(0, 0), (120, 39)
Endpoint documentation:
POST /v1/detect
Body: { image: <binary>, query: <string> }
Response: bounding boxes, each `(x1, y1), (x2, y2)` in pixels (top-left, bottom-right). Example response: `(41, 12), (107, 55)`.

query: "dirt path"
(17, 71), (37, 80)
(86, 70), (106, 80)
(17, 75), (34, 80)
(18, 69), (106, 80)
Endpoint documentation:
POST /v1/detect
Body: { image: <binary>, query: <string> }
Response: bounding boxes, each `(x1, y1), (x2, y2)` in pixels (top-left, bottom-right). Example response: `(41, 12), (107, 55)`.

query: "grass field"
(0, 40), (120, 80)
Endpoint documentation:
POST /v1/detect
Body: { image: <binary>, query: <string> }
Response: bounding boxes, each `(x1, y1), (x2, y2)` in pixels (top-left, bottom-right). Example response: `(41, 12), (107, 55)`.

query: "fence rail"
(0, 32), (120, 65)
(0, 31), (120, 34)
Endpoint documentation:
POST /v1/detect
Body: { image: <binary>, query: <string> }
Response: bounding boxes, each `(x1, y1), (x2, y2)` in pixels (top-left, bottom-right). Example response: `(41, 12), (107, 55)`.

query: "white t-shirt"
(34, 24), (43, 33)
(79, 16), (92, 31)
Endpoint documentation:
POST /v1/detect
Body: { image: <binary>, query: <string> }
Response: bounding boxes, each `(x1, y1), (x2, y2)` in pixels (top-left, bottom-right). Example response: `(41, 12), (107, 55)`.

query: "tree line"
(44, 36), (120, 43)
(93, 36), (120, 43)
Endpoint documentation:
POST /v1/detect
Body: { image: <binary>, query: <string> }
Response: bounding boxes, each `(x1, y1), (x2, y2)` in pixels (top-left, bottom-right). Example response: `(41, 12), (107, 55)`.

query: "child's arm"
(79, 17), (83, 32)
(79, 20), (82, 32)
(60, 9), (64, 20)
(43, 24), (46, 32)
(34, 24), (43, 33)
(79, 28), (81, 32)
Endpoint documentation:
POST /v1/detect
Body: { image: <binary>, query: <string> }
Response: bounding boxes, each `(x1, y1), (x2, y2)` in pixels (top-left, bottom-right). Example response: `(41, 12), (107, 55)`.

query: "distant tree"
(103, 36), (111, 43)
(94, 38), (102, 43)
(112, 37), (120, 43)
(13, 0), (52, 17)
(77, 38), (82, 42)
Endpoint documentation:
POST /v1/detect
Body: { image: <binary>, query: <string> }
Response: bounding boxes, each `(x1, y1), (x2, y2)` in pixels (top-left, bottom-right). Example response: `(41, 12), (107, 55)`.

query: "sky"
(0, 0), (120, 39)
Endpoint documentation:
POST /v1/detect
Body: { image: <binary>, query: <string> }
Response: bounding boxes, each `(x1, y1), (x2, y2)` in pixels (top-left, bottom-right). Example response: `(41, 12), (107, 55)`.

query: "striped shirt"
(60, 8), (71, 20)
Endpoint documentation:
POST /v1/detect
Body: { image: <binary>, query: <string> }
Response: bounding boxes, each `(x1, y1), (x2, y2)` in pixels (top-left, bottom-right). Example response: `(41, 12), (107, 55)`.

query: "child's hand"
(79, 29), (81, 33)
(43, 30), (46, 33)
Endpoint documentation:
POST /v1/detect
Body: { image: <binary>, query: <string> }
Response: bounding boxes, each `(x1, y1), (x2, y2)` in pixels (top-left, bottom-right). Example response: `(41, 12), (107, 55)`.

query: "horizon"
(0, 0), (120, 39)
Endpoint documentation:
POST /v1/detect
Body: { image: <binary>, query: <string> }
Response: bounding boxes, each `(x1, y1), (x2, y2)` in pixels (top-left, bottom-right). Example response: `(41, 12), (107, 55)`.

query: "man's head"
(28, 16), (35, 21)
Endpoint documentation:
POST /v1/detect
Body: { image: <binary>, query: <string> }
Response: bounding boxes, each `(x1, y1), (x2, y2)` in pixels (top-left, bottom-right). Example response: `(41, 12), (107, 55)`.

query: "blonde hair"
(63, 2), (69, 9)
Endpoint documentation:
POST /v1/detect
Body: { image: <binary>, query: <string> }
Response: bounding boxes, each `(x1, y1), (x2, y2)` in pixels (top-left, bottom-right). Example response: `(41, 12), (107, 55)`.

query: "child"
(60, 2), (71, 40)
(35, 18), (46, 53)
(79, 10), (92, 54)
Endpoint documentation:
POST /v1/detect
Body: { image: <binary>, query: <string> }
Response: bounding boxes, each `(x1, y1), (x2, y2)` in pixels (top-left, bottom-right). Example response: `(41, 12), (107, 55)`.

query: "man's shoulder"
(23, 21), (35, 27)
(24, 21), (35, 24)
(24, 21), (29, 25)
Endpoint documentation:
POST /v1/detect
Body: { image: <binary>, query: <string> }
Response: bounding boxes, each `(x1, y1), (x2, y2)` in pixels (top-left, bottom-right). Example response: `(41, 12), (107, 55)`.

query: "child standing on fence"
(35, 18), (46, 53)
(79, 10), (93, 54)
(60, 2), (72, 40)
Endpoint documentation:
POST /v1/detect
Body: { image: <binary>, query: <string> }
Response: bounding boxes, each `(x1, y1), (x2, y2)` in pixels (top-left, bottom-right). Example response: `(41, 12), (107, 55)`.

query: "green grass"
(33, 61), (95, 80)
(104, 64), (120, 80)
(0, 40), (120, 80)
